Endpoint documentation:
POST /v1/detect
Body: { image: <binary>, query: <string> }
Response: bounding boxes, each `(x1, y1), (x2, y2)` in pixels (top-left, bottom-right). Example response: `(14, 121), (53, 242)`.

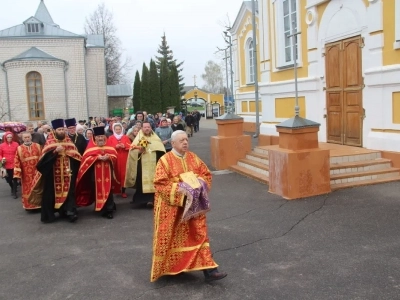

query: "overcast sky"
(0, 0), (245, 87)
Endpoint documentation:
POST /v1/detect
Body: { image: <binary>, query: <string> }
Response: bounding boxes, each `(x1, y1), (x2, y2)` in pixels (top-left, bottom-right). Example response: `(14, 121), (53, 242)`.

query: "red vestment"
(28, 132), (81, 208)
(75, 139), (118, 211)
(151, 151), (217, 282)
(107, 134), (130, 193)
(13, 143), (42, 210)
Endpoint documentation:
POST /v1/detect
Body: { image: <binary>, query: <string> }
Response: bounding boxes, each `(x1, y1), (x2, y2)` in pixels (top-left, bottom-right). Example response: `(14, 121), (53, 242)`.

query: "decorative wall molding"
(239, 17), (258, 39)
(305, 0), (330, 9)
(4, 60), (65, 70)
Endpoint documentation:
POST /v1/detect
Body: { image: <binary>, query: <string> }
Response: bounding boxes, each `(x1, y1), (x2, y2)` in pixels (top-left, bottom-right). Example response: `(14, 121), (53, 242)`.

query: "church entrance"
(325, 36), (364, 147)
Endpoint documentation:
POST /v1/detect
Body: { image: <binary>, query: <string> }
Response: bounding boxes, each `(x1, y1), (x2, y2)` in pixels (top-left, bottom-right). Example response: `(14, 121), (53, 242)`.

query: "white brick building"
(0, 0), (108, 122)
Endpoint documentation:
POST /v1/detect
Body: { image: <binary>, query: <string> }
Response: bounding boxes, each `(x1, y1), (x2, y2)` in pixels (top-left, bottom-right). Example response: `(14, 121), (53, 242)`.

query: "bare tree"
(0, 95), (19, 122)
(0, 98), (9, 122)
(84, 3), (132, 85)
(201, 60), (224, 94)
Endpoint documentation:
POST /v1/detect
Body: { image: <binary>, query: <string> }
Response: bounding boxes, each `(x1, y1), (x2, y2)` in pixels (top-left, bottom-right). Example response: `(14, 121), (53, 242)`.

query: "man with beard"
(28, 119), (81, 223)
(75, 126), (118, 219)
(125, 121), (165, 208)
(65, 118), (87, 156)
(13, 132), (42, 210)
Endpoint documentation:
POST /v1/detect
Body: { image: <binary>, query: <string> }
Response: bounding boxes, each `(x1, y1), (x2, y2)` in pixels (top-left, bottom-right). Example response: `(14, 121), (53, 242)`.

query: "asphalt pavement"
(1, 120), (400, 300)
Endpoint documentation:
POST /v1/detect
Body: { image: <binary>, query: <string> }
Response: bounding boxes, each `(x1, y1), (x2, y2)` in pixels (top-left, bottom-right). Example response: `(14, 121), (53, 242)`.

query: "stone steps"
(329, 152), (400, 189)
(229, 150), (269, 183)
(330, 167), (400, 184)
(229, 146), (400, 193)
(229, 164), (269, 184)
(331, 176), (400, 191)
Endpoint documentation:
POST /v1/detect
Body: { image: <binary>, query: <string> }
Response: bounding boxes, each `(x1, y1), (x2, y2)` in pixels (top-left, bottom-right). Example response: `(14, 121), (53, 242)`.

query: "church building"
(0, 0), (108, 122)
(231, 0), (400, 152)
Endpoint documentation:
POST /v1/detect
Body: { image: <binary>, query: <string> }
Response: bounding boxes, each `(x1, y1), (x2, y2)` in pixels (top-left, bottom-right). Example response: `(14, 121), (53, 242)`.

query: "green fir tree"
(155, 33), (185, 94)
(160, 58), (171, 112)
(169, 63), (181, 112)
(140, 63), (150, 111)
(132, 70), (141, 112)
(148, 59), (162, 113)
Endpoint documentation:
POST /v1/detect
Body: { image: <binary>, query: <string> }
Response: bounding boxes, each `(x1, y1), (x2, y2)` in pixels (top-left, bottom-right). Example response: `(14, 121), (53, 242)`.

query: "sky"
(0, 0), (245, 87)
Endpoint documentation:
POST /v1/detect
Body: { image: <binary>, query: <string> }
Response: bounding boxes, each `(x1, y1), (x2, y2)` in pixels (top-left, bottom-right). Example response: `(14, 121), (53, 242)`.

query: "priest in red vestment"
(75, 126), (118, 219)
(107, 122), (131, 198)
(28, 119), (81, 223)
(13, 132), (42, 210)
(151, 130), (227, 282)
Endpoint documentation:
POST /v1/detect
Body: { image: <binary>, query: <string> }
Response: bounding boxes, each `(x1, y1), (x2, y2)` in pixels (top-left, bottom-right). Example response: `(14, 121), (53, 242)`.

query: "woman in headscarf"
(127, 125), (140, 142)
(108, 123), (131, 198)
(83, 128), (94, 146)
(155, 117), (173, 152)
(76, 124), (85, 135)
(0, 132), (20, 198)
(4, 126), (21, 144)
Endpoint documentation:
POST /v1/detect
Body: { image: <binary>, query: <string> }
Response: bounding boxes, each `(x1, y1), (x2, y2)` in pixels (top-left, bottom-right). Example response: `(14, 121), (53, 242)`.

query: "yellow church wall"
(237, 11), (260, 94)
(362, 0), (369, 7)
(183, 89), (224, 106)
(317, 2), (329, 27)
(393, 92), (400, 124)
(275, 97), (306, 118)
(209, 94), (224, 106)
(269, 0), (309, 82)
(383, 1), (400, 66)
(242, 101), (248, 112)
(238, 86), (256, 93)
(249, 101), (262, 112)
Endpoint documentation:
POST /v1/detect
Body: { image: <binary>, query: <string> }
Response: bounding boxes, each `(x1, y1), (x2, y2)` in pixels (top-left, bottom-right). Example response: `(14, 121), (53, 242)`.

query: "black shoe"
(103, 212), (113, 219)
(146, 202), (154, 208)
(204, 269), (227, 282)
(41, 217), (56, 224)
(68, 214), (78, 223)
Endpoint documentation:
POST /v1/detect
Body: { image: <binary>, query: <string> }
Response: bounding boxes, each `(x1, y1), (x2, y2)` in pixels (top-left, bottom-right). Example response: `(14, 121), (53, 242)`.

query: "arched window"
(247, 39), (255, 83)
(26, 72), (45, 120)
(275, 0), (300, 67)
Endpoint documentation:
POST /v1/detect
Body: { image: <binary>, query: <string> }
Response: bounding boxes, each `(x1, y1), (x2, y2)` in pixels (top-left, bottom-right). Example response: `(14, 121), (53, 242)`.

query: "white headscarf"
(112, 122), (124, 140)
(76, 124), (85, 134)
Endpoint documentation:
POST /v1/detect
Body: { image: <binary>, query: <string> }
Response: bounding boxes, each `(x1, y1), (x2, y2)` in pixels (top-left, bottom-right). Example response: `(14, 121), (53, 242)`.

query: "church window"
(27, 23), (40, 33)
(396, 0), (400, 43)
(246, 39), (255, 83)
(274, 0), (301, 68)
(26, 72), (45, 120)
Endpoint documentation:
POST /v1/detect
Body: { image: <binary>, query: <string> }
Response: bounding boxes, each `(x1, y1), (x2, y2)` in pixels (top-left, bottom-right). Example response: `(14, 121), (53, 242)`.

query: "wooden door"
(325, 36), (363, 146)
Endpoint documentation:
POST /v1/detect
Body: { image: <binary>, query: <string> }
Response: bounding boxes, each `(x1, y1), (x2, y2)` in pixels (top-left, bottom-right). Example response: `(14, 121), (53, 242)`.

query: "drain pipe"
(83, 41), (90, 119)
(252, 0), (260, 138)
(1, 65), (11, 121)
(63, 62), (69, 118)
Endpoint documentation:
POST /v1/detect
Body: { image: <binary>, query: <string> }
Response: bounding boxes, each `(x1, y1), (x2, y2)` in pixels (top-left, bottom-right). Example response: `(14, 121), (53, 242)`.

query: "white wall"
(0, 38), (105, 122)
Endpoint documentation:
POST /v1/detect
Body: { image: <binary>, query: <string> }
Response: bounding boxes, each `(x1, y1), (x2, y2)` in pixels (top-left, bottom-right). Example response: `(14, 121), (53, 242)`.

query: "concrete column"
(268, 116), (331, 199)
(210, 117), (251, 170)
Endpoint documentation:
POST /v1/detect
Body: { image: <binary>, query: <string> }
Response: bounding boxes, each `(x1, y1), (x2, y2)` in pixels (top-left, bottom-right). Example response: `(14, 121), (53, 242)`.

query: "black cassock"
(131, 150), (164, 206)
(36, 151), (80, 223)
(69, 133), (87, 156)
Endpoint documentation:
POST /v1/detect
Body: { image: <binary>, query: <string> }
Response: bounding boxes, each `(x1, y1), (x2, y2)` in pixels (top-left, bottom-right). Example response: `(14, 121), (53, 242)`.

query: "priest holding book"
(150, 130), (227, 282)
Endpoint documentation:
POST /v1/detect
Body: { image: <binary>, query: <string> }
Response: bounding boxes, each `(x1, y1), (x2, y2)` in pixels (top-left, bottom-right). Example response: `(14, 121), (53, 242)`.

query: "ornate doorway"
(325, 36), (364, 146)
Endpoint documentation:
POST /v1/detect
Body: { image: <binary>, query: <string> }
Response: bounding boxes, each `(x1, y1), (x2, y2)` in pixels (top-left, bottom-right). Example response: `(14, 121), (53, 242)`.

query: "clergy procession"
(0, 111), (226, 283)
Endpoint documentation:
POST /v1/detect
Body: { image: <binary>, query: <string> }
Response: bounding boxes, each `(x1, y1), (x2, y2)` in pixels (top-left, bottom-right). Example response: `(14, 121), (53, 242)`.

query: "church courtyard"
(0, 124), (400, 300)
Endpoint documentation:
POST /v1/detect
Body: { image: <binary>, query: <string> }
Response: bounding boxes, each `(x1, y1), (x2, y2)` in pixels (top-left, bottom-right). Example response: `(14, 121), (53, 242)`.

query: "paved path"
(1, 128), (400, 299)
